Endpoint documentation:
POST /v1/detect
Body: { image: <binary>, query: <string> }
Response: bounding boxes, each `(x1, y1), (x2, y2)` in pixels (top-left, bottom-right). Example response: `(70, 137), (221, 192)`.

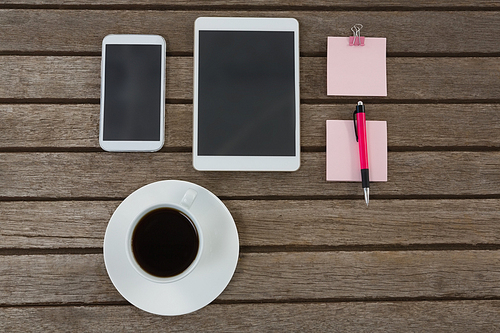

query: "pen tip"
(364, 188), (369, 206)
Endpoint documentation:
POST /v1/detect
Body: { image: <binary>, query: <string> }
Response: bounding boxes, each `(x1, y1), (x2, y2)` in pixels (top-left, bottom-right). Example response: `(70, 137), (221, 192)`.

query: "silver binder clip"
(349, 24), (365, 46)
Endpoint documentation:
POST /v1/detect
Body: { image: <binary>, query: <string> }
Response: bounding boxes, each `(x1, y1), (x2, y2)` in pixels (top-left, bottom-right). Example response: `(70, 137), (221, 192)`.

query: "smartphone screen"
(103, 44), (162, 141)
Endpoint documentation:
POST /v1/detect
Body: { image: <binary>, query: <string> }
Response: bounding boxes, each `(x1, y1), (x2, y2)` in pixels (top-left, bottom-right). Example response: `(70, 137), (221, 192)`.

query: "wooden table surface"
(1, 1), (500, 332)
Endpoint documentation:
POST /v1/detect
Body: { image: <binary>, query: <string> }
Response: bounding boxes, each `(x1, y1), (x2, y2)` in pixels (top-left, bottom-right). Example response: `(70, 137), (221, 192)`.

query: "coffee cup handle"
(180, 189), (198, 209)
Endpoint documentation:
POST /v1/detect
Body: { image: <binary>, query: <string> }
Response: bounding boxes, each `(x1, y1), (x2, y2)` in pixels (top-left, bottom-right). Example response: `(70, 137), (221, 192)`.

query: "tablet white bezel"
(100, 34), (166, 152)
(193, 17), (300, 171)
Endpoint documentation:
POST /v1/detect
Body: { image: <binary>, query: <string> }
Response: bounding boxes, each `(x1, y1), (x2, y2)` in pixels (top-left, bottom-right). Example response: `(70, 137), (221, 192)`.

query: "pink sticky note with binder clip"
(327, 25), (387, 96)
(326, 120), (387, 182)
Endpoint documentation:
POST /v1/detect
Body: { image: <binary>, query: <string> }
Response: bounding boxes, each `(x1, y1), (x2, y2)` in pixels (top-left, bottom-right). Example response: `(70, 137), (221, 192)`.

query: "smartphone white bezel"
(100, 34), (166, 152)
(193, 17), (300, 171)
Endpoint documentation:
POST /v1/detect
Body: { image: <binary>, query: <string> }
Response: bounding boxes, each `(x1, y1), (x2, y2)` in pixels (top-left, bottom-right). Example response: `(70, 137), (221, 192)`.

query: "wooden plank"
(0, 56), (100, 100)
(4, 0), (500, 9)
(1, 199), (499, 249)
(0, 201), (111, 249)
(1, 57), (499, 101)
(2, 104), (499, 149)
(0, 152), (499, 198)
(303, 57), (500, 101)
(229, 199), (500, 247)
(0, 251), (498, 305)
(0, 104), (98, 148)
(231, 251), (500, 301)
(0, 10), (499, 54)
(303, 104), (500, 148)
(1, 301), (500, 332)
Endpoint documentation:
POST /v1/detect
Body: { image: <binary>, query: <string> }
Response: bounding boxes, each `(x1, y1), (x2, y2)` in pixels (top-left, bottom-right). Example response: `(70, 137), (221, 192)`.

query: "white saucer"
(103, 180), (239, 316)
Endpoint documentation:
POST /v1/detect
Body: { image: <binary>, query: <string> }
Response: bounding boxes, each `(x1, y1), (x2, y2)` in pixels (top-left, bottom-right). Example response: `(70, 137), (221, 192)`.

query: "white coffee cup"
(104, 180), (239, 316)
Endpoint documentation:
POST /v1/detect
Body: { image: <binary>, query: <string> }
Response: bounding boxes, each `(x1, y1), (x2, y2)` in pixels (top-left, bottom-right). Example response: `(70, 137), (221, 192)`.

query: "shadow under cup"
(129, 206), (201, 281)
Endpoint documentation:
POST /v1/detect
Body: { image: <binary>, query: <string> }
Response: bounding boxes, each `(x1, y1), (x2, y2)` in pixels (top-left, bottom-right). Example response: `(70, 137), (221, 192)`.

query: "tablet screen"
(197, 31), (296, 156)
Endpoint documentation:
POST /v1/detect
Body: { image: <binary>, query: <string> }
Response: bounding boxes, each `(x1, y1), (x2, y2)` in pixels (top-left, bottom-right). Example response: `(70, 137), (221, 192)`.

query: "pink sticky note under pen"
(327, 37), (387, 96)
(326, 120), (387, 182)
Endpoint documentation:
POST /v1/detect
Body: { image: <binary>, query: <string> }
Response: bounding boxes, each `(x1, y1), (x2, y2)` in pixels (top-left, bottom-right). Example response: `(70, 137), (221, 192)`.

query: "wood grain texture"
(3, 0), (500, 9)
(0, 152), (499, 198)
(1, 57), (499, 101)
(1, 301), (499, 333)
(0, 10), (499, 54)
(0, 104), (98, 148)
(1, 104), (499, 149)
(229, 251), (500, 301)
(0, 201), (112, 249)
(0, 251), (498, 305)
(229, 199), (500, 247)
(1, 199), (499, 249)
(0, 56), (100, 100)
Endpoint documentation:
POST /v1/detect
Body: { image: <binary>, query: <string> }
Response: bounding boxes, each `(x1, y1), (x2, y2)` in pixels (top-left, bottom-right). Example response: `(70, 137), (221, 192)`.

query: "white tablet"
(193, 17), (300, 171)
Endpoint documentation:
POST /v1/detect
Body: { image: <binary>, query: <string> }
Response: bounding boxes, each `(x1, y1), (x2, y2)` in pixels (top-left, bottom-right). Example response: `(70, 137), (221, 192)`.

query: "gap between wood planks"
(1, 243), (500, 256)
(1, 194), (500, 201)
(1, 98), (500, 105)
(0, 296), (499, 309)
(1, 51), (500, 57)
(0, 147), (499, 153)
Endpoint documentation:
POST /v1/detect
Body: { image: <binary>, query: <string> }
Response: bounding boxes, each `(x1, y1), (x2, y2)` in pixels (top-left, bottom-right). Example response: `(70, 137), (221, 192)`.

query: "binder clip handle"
(349, 24), (365, 46)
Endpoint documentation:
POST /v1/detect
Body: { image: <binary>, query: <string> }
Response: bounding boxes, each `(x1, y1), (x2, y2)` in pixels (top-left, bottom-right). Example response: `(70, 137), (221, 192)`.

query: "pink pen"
(354, 101), (369, 206)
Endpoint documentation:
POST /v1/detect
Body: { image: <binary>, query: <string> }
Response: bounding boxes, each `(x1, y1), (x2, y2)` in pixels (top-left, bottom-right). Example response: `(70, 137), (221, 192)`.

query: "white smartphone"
(193, 17), (300, 171)
(100, 34), (166, 152)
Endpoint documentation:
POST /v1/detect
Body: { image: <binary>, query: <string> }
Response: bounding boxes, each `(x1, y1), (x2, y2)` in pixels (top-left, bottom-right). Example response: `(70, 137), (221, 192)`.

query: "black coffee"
(131, 207), (199, 278)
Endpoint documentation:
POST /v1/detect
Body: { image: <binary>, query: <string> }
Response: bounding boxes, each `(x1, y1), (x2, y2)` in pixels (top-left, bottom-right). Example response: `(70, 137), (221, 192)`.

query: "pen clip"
(353, 109), (359, 142)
